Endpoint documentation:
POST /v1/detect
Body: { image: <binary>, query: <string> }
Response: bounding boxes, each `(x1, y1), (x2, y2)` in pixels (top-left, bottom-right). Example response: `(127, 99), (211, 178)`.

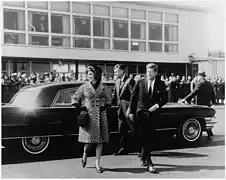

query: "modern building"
(1, 1), (211, 78)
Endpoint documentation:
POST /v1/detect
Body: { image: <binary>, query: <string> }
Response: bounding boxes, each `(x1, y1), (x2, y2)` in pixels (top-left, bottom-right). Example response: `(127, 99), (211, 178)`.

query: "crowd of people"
(1, 70), (225, 105)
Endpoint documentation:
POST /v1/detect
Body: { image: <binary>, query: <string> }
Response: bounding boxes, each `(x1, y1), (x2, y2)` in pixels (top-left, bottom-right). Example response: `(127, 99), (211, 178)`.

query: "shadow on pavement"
(2, 134), (224, 165)
(154, 163), (225, 173)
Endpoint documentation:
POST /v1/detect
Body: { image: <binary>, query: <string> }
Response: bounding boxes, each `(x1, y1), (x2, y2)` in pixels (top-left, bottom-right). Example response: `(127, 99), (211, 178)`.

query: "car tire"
(178, 118), (202, 143)
(22, 136), (50, 155)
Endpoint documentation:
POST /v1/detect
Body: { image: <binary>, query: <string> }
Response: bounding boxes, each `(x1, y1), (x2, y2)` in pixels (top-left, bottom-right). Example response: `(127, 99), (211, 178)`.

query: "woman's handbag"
(77, 110), (89, 127)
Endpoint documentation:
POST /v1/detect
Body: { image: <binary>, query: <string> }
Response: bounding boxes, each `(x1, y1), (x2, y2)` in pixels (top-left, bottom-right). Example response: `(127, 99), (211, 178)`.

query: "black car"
(2, 82), (216, 155)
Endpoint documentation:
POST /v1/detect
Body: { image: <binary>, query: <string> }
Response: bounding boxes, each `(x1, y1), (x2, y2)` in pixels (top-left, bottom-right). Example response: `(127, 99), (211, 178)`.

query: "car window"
(54, 88), (77, 107)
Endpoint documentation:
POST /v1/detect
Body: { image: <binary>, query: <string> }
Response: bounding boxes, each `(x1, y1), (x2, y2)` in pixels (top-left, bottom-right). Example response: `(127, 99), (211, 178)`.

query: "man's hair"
(146, 63), (158, 72)
(114, 64), (126, 71)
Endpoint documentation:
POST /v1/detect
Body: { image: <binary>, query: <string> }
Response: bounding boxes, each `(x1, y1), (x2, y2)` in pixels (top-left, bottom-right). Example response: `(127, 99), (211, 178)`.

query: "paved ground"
(1, 106), (225, 178)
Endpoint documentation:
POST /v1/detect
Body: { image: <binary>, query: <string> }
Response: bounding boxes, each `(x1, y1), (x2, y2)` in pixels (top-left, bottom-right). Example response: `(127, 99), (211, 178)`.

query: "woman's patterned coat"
(71, 82), (112, 144)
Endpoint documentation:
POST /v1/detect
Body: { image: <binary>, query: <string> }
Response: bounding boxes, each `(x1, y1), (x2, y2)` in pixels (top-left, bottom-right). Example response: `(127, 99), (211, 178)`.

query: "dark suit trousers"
(136, 110), (157, 165)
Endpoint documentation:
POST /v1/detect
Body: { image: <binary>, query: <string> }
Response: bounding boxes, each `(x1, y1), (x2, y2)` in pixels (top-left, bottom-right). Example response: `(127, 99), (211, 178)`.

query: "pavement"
(1, 105), (225, 178)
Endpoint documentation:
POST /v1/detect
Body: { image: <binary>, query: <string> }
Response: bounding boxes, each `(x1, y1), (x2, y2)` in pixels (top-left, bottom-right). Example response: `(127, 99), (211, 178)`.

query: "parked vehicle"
(2, 82), (216, 155)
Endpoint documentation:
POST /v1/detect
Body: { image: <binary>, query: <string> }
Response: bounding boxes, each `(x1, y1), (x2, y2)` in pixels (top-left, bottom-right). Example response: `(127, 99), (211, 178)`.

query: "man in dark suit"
(180, 71), (216, 138)
(112, 64), (135, 155)
(127, 63), (168, 173)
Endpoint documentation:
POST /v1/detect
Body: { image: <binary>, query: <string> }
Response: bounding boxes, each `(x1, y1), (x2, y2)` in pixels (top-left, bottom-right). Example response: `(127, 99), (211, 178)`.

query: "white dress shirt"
(148, 78), (155, 94)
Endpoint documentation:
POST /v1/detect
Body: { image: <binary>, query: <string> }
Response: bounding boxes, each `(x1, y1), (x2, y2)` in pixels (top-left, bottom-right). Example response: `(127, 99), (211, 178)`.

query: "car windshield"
(10, 88), (41, 107)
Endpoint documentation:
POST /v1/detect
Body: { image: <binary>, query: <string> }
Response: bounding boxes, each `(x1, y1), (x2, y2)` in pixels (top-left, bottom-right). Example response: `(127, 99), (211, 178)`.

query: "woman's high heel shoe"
(82, 159), (87, 168)
(95, 166), (103, 173)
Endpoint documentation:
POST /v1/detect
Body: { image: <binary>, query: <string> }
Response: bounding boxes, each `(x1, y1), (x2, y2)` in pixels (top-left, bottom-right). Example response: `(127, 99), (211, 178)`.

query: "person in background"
(180, 71), (216, 138)
(134, 74), (141, 82)
(71, 65), (112, 173)
(112, 64), (135, 155)
(127, 63), (168, 173)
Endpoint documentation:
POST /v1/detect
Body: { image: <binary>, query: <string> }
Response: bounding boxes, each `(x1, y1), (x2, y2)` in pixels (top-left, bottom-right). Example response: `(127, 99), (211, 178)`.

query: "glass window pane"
(165, 44), (178, 53)
(131, 22), (145, 40)
(32, 62), (50, 73)
(131, 41), (146, 51)
(3, 1), (24, 7)
(113, 40), (128, 50)
(93, 39), (110, 49)
(52, 36), (70, 47)
(51, 14), (70, 34)
(93, 18), (110, 37)
(74, 37), (90, 48)
(28, 12), (48, 32)
(149, 23), (162, 40)
(51, 1), (70, 12)
(2, 61), (8, 72)
(112, 7), (128, 18)
(15, 61), (30, 73)
(27, 1), (48, 9)
(148, 11), (162, 21)
(52, 62), (69, 73)
(149, 42), (162, 52)
(4, 33), (25, 44)
(138, 65), (145, 74)
(72, 2), (90, 14)
(74, 16), (90, 35)
(113, 20), (128, 38)
(29, 35), (49, 46)
(164, 25), (178, 41)
(93, 4), (110, 16)
(4, 9), (25, 30)
(165, 13), (178, 23)
(131, 9), (145, 20)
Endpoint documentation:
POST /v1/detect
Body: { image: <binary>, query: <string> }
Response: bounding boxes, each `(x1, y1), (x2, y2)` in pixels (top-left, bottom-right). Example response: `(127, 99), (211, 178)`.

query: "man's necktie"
(148, 80), (152, 96)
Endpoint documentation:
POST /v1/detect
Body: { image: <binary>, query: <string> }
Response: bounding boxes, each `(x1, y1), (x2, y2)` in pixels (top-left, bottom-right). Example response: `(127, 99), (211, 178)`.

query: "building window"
(74, 37), (91, 48)
(112, 7), (128, 18)
(93, 18), (110, 37)
(4, 33), (25, 44)
(32, 62), (50, 73)
(164, 44), (178, 53)
(28, 12), (48, 32)
(27, 1), (48, 9)
(3, 1), (24, 7)
(148, 11), (162, 21)
(52, 36), (70, 47)
(131, 22), (146, 40)
(52, 62), (69, 73)
(72, 2), (90, 14)
(4, 9), (25, 30)
(51, 1), (70, 12)
(149, 23), (162, 40)
(149, 42), (162, 52)
(131, 41), (146, 51)
(51, 14), (70, 34)
(131, 9), (146, 20)
(138, 65), (146, 74)
(2, 61), (8, 73)
(12, 61), (29, 73)
(29, 35), (49, 46)
(74, 16), (90, 35)
(113, 40), (128, 50)
(93, 39), (110, 49)
(164, 25), (178, 41)
(165, 13), (178, 23)
(93, 4), (110, 16)
(113, 20), (128, 38)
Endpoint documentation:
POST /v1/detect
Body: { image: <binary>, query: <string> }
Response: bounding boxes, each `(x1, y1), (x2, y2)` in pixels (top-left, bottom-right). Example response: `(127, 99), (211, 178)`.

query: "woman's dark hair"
(85, 65), (102, 81)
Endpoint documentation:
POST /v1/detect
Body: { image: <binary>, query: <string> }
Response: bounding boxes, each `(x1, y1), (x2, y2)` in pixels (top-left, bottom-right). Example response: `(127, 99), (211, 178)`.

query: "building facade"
(1, 1), (210, 78)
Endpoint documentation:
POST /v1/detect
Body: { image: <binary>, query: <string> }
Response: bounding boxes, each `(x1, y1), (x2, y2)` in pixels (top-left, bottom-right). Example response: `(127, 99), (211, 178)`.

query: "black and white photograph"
(1, 0), (225, 178)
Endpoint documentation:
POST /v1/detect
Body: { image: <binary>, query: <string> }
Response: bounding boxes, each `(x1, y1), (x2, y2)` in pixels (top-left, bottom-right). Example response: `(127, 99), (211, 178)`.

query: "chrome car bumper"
(205, 115), (217, 130)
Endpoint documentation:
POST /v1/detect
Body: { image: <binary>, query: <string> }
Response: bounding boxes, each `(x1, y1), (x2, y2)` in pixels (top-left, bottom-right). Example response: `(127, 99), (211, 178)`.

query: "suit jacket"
(184, 78), (216, 107)
(129, 77), (168, 116)
(112, 76), (135, 121)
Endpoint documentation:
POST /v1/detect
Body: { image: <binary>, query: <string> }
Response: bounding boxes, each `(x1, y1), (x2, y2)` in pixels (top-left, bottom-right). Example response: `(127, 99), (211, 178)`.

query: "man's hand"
(128, 114), (135, 122)
(148, 104), (159, 112)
